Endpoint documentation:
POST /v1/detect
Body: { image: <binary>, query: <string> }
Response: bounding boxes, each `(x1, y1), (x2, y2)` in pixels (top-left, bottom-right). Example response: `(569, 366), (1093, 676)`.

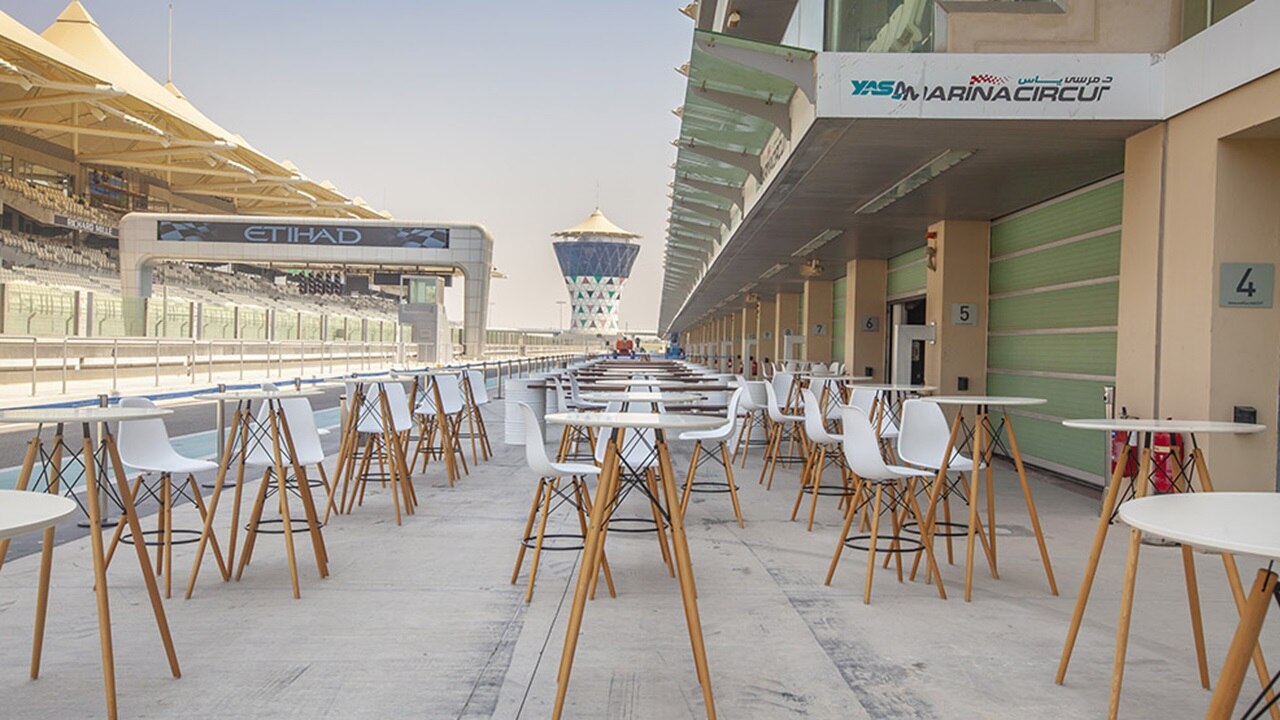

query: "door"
(892, 324), (935, 385)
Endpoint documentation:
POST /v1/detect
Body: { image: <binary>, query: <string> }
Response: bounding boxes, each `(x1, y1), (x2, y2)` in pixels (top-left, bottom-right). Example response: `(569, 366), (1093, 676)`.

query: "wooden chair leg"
(645, 469), (674, 576)
(680, 442), (702, 515)
(864, 483), (884, 605)
(573, 478), (616, 598)
(512, 479), (546, 584)
(806, 446), (827, 532)
(825, 483), (862, 586)
(721, 443), (745, 529)
(525, 478), (555, 603)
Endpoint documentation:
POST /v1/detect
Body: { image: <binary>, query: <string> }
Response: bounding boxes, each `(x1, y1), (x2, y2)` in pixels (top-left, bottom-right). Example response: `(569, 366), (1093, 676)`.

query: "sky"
(8, 0), (691, 333)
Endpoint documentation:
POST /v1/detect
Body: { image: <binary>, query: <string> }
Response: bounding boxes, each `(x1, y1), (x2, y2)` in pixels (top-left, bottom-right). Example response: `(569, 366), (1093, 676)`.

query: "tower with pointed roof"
(552, 208), (640, 334)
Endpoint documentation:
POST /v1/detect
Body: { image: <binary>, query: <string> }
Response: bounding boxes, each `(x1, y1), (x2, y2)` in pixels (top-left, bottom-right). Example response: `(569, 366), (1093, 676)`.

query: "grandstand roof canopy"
(552, 207), (640, 240)
(0, 1), (387, 219)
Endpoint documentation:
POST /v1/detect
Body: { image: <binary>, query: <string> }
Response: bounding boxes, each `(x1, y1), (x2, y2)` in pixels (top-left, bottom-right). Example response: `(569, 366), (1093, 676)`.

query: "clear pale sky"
(9, 1), (690, 333)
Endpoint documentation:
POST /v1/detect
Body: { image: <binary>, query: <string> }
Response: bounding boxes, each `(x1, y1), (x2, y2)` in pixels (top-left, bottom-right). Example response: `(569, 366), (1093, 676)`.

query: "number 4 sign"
(1220, 263), (1274, 308)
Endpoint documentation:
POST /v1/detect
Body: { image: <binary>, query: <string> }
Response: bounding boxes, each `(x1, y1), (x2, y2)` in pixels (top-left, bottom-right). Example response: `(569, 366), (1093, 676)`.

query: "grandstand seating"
(0, 174), (121, 227)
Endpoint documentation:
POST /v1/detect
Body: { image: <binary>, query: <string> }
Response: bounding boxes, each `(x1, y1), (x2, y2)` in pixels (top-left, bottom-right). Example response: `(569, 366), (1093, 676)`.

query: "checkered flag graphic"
(157, 221), (212, 242)
(969, 74), (1008, 85)
(394, 228), (449, 249)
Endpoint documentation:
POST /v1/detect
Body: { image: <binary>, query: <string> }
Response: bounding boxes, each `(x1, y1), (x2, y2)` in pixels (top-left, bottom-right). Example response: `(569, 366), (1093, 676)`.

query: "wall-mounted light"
(727, 9), (742, 28)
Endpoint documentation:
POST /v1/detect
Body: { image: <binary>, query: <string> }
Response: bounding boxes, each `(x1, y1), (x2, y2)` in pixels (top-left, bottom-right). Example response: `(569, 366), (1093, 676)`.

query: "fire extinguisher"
(1151, 425), (1184, 493)
(1110, 407), (1139, 479)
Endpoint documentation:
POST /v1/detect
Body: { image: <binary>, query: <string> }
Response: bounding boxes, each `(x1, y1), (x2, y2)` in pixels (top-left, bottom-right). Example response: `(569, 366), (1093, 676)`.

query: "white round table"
(0, 489), (76, 540)
(911, 395), (1055, 602)
(1119, 493), (1280, 718)
(543, 411), (720, 718)
(1056, 418), (1270, 714)
(579, 391), (705, 405)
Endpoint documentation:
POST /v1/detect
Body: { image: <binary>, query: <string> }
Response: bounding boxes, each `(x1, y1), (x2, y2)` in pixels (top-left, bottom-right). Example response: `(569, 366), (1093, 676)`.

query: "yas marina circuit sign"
(817, 53), (1163, 120)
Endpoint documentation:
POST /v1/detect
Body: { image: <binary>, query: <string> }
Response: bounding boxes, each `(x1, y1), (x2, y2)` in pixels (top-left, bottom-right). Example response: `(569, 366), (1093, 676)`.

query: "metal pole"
(215, 382), (227, 459)
(30, 337), (37, 397)
(61, 337), (68, 394)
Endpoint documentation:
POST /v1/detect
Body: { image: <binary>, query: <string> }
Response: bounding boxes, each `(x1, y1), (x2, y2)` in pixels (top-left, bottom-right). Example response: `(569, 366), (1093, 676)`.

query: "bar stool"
(760, 378), (806, 490)
(411, 373), (470, 484)
(551, 377), (597, 462)
(336, 380), (417, 520)
(850, 388), (898, 459)
(109, 396), (223, 598)
(678, 387), (746, 528)
(732, 378), (768, 467)
(511, 403), (615, 602)
(792, 388), (853, 531)
(825, 406), (946, 604)
(897, 398), (993, 572)
(461, 369), (494, 463)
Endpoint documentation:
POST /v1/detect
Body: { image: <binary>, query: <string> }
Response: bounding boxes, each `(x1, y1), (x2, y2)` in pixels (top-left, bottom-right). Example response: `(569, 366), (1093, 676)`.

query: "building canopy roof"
(0, 1), (388, 219)
(552, 207), (640, 240)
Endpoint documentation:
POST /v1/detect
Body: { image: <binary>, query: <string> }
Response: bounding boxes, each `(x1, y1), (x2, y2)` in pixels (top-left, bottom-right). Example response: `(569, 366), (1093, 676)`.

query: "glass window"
(825, 0), (935, 52)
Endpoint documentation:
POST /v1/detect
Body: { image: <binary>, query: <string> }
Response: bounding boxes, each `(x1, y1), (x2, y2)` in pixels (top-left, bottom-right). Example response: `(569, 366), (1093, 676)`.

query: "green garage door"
(887, 246), (927, 300)
(987, 176), (1123, 483)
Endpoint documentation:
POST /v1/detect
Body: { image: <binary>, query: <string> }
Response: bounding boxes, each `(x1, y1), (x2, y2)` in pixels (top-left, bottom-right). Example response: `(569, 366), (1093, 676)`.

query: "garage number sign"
(1220, 263), (1274, 308)
(951, 303), (978, 326)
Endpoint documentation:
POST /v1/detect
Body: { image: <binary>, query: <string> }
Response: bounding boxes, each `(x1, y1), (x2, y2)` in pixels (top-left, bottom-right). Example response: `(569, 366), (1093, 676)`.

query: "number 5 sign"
(1220, 263), (1274, 308)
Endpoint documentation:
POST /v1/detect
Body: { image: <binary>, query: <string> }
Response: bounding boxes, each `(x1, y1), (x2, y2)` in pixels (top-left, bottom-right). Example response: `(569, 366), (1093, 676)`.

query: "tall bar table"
(327, 376), (418, 523)
(0, 407), (181, 720)
(1055, 418), (1274, 719)
(545, 411), (723, 720)
(919, 396), (1058, 601)
(185, 389), (329, 600)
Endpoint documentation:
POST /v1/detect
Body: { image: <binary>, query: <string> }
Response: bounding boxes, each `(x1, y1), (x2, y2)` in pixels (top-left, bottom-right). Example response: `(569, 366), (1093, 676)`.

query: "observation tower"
(552, 208), (640, 334)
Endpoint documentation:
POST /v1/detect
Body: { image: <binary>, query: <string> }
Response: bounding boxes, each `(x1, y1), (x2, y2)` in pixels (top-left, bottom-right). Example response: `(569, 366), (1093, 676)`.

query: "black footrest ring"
(842, 534), (925, 554)
(520, 532), (586, 552)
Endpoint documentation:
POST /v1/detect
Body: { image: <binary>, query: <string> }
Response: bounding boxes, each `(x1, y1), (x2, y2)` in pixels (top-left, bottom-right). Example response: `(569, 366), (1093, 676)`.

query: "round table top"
(593, 379), (704, 388)
(1062, 418), (1267, 434)
(579, 391), (705, 403)
(1118, 493), (1280, 560)
(846, 384), (938, 393)
(195, 389), (322, 401)
(544, 411), (725, 431)
(332, 375), (413, 385)
(804, 375), (873, 383)
(0, 406), (174, 424)
(0, 490), (77, 541)
(924, 395), (1047, 407)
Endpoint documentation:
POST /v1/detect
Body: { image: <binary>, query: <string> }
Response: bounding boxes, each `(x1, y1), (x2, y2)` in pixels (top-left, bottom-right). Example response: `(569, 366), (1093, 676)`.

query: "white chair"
(455, 369), (493, 463)
(412, 373), (470, 484)
(850, 388), (900, 454)
(110, 397), (221, 598)
(760, 378), (805, 490)
(824, 406), (946, 604)
(511, 403), (615, 602)
(335, 380), (418, 523)
(898, 399), (989, 571)
(828, 361), (841, 375)
(791, 389), (853, 531)
(678, 387), (746, 527)
(732, 378), (769, 466)
(551, 376), (598, 462)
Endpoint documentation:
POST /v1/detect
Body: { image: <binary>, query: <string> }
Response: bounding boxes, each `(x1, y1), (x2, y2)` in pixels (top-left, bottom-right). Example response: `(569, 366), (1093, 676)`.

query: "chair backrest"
(771, 372), (794, 409)
(763, 380), (792, 423)
(740, 380), (768, 413)
(466, 370), (489, 405)
(801, 388), (834, 444)
(840, 406), (896, 481)
(829, 361), (840, 374)
(519, 402), (558, 477)
(898, 399), (963, 469)
(116, 396), (182, 470)
(247, 396), (325, 466)
(432, 374), (466, 415)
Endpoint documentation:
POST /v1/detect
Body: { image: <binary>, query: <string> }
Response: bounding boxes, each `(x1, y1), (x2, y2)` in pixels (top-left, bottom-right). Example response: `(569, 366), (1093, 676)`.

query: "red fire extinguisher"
(1151, 426), (1184, 493)
(1110, 407), (1139, 479)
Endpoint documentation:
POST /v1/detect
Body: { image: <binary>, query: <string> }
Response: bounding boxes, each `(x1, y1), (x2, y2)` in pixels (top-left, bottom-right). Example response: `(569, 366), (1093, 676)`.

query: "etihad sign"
(243, 224), (363, 244)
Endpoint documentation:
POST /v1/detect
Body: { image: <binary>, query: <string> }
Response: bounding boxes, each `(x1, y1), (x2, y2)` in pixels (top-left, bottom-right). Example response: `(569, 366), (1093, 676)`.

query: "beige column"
(844, 259), (888, 380)
(756, 298), (776, 366)
(726, 311), (741, 373)
(1117, 72), (1280, 490)
(774, 292), (801, 362)
(924, 220), (990, 394)
(740, 303), (759, 377)
(802, 279), (834, 364)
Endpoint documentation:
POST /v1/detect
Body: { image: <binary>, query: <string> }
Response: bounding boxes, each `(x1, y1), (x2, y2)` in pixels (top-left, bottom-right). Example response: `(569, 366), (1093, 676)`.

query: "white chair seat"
(128, 454), (217, 475)
(551, 462), (601, 477)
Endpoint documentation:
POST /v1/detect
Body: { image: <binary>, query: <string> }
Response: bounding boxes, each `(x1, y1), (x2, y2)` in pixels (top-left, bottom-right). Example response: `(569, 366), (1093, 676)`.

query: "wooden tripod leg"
(654, 433), (717, 719)
(646, 469), (675, 577)
(1003, 412), (1058, 595)
(1181, 544), (1211, 689)
(161, 474), (173, 598)
(102, 430), (180, 679)
(574, 479), (615, 598)
(721, 443), (744, 529)
(30, 452), (62, 680)
(964, 409), (983, 602)
(104, 477), (143, 570)
(0, 433), (43, 571)
(1108, 446), (1153, 720)
(910, 414), (961, 582)
(1207, 569), (1278, 720)
(186, 476), (227, 581)
(186, 408), (243, 597)
(235, 467), (274, 581)
(81, 430), (119, 720)
(903, 477), (946, 599)
(981, 412), (997, 578)
(806, 446), (827, 532)
(552, 431), (622, 719)
(790, 445), (815, 522)
(511, 479), (546, 585)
